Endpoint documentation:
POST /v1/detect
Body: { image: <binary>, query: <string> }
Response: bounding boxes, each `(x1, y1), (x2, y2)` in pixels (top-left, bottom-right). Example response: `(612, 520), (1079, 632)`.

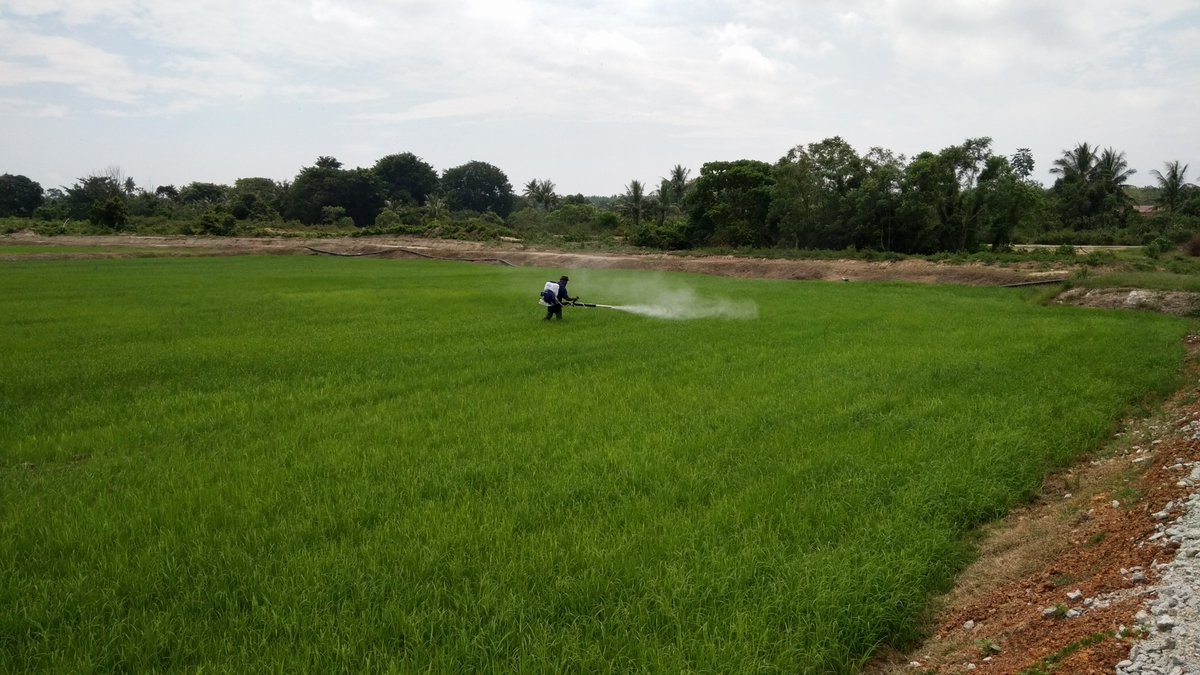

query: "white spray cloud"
(572, 272), (758, 321)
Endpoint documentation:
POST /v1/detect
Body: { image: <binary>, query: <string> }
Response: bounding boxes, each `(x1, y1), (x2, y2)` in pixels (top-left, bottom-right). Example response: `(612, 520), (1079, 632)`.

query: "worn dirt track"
(6, 232), (1197, 672)
(1, 232), (1072, 286)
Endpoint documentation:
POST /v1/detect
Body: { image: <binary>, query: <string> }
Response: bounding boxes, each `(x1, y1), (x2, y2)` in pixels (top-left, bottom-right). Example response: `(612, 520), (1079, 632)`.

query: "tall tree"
(665, 165), (690, 204)
(179, 182), (229, 205)
(64, 174), (124, 222)
(618, 179), (646, 229)
(0, 174), (45, 217)
(1049, 142), (1098, 182)
(1011, 148), (1035, 181)
(229, 178), (285, 220)
(523, 179), (558, 211)
(441, 161), (514, 216)
(770, 137), (865, 249)
(685, 160), (775, 247)
(894, 138), (1001, 253)
(1094, 147), (1136, 204)
(373, 152), (439, 206)
(1048, 142), (1132, 229)
(1151, 160), (1191, 212)
(284, 159), (385, 227)
(844, 147), (906, 251)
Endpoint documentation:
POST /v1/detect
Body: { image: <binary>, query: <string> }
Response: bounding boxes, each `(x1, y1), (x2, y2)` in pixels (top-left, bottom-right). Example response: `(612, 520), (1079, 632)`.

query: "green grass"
(1075, 270), (1200, 293)
(0, 257), (1190, 673)
(0, 245), (167, 255)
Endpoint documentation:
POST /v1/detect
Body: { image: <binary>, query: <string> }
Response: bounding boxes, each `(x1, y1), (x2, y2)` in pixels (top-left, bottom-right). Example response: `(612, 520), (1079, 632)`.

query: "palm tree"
(1151, 160), (1191, 212)
(423, 194), (448, 223)
(1049, 142), (1097, 181)
(619, 179), (645, 228)
(1095, 147), (1136, 204)
(667, 165), (690, 204)
(522, 179), (558, 210)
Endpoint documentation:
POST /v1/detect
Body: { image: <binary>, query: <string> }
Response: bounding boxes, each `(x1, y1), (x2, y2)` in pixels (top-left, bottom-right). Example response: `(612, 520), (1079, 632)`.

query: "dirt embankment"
(1, 232), (1068, 287)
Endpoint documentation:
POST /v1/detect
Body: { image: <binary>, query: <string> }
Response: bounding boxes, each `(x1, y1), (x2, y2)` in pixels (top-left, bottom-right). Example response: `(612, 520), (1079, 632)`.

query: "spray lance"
(563, 300), (616, 309)
(539, 280), (617, 310)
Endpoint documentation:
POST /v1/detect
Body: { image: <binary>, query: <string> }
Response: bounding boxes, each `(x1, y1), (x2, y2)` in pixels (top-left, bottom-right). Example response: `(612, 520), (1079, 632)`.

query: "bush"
(506, 207), (545, 233)
(197, 209), (236, 236)
(1183, 235), (1200, 257)
(1144, 237), (1175, 258)
(630, 218), (689, 249)
(89, 197), (129, 231)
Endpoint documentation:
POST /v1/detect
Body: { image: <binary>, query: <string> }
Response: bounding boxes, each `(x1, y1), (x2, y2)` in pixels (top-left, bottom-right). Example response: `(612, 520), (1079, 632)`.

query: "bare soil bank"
(1, 232), (1066, 286)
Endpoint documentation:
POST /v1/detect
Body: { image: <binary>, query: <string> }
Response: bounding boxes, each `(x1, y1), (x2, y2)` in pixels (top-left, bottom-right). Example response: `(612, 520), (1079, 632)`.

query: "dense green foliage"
(0, 173), (44, 217)
(441, 160), (515, 217)
(374, 153), (440, 207)
(1, 257), (1188, 672)
(2, 139), (1198, 251)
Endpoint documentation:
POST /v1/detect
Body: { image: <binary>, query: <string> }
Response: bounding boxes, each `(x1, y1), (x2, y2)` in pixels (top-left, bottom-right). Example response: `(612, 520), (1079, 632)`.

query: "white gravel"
(1117, 449), (1200, 674)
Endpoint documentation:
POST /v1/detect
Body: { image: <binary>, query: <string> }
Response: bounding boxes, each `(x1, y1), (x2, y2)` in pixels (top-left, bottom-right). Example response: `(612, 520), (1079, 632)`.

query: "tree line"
(2, 137), (1198, 254)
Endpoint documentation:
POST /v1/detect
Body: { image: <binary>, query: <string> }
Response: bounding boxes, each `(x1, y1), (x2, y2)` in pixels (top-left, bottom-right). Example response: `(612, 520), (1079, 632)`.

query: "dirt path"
(6, 232), (1198, 672)
(1, 232), (1070, 286)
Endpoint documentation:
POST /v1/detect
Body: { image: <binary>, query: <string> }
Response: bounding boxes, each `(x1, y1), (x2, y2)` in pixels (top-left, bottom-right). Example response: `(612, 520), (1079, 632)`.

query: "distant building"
(1134, 204), (1158, 215)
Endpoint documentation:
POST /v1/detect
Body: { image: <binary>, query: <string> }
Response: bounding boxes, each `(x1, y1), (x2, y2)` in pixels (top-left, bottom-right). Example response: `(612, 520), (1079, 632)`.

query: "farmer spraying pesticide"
(539, 280), (564, 321)
(539, 276), (581, 320)
(538, 275), (617, 320)
(537, 274), (762, 320)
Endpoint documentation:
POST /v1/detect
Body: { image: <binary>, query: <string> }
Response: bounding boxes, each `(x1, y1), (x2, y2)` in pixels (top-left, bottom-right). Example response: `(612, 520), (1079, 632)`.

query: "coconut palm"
(1049, 142), (1098, 181)
(522, 179), (558, 211)
(1095, 147), (1136, 205)
(1151, 160), (1191, 213)
(423, 194), (448, 223)
(667, 164), (690, 204)
(619, 179), (646, 228)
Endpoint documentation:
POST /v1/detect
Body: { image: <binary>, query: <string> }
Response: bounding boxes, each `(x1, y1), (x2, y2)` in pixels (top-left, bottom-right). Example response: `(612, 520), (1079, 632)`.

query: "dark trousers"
(544, 305), (562, 320)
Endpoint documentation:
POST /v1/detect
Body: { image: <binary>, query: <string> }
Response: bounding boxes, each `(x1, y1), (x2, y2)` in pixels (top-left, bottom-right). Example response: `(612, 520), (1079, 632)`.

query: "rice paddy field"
(0, 255), (1191, 673)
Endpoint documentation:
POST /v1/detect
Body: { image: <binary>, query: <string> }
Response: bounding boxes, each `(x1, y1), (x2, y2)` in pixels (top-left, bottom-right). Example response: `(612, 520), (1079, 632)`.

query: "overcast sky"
(2, 0), (1198, 196)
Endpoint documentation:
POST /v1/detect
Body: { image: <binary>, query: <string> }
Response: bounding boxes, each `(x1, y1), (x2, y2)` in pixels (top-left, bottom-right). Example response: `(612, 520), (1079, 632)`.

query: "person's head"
(559, 275), (569, 283)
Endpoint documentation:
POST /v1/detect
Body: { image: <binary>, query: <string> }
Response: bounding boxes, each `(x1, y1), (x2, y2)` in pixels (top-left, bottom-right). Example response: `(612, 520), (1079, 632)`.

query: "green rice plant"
(0, 257), (1189, 673)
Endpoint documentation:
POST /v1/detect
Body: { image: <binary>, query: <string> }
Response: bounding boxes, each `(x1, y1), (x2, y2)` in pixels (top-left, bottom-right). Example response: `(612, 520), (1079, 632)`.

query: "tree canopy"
(373, 153), (439, 207)
(0, 174), (44, 217)
(6, 137), (1195, 253)
(441, 161), (514, 217)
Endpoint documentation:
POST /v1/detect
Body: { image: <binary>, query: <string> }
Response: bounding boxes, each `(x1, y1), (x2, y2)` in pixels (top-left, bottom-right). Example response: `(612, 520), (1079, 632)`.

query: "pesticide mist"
(580, 272), (759, 320)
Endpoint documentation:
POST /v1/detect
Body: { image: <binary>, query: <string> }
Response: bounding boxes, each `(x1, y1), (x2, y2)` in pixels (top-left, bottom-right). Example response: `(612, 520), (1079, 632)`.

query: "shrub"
(1184, 235), (1200, 257)
(89, 196), (129, 231)
(630, 217), (689, 249)
(1144, 237), (1175, 258)
(198, 209), (236, 236)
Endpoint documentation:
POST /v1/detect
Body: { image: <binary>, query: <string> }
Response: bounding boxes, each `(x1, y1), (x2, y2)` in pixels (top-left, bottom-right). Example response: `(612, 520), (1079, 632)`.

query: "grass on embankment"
(0, 256), (1190, 672)
(1071, 269), (1200, 293)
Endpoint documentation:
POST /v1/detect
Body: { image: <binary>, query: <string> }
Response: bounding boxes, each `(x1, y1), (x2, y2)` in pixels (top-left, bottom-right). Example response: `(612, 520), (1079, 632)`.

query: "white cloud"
(580, 31), (648, 60)
(719, 44), (775, 74)
(0, 28), (143, 102)
(0, 97), (69, 117)
(309, 0), (377, 30)
(0, 0), (1196, 193)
